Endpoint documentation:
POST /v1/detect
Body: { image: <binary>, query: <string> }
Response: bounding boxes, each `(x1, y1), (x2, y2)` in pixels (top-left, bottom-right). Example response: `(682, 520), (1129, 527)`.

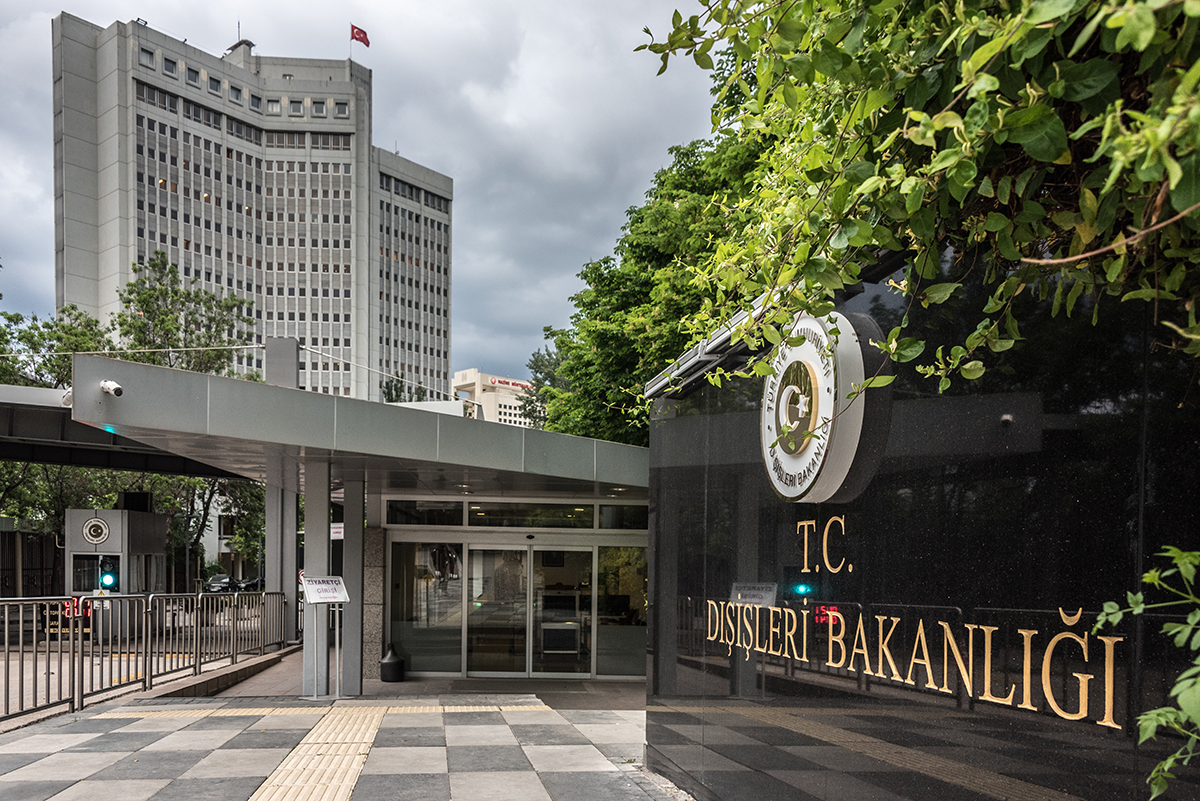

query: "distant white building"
(453, 369), (533, 426)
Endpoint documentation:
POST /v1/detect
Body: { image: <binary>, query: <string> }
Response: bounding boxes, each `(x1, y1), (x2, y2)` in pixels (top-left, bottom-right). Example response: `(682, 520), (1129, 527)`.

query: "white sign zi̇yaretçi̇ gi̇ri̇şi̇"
(301, 575), (350, 604)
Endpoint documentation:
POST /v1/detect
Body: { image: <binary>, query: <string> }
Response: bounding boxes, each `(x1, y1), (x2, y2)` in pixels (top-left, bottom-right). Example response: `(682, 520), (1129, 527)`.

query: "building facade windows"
(55, 13), (454, 401)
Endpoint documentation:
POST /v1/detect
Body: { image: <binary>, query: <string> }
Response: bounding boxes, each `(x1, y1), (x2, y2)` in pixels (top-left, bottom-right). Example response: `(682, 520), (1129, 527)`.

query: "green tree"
(519, 345), (569, 429)
(108, 254), (262, 569)
(641, 0), (1200, 393)
(382, 374), (405, 403)
(381, 374), (428, 403)
(111, 251), (254, 374)
(221, 478), (267, 562)
(542, 135), (765, 445)
(12, 306), (113, 389)
(1, 464), (138, 536)
(0, 253), (262, 575)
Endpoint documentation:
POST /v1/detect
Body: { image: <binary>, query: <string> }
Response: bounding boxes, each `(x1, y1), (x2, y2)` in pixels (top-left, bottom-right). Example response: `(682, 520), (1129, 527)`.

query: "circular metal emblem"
(82, 517), (110, 545)
(774, 360), (821, 456)
(761, 312), (866, 502)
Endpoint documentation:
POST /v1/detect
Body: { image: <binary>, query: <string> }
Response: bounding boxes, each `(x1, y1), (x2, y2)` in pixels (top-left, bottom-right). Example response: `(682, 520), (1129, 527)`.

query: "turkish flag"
(350, 24), (370, 47)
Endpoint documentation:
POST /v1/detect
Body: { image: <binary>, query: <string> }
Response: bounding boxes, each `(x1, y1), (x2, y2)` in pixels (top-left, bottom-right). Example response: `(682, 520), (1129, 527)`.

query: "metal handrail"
(2, 591), (286, 723)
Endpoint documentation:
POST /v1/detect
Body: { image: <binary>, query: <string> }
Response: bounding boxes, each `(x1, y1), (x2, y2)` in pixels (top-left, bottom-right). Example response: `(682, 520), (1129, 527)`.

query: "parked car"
(206, 574), (236, 592)
(237, 576), (265, 592)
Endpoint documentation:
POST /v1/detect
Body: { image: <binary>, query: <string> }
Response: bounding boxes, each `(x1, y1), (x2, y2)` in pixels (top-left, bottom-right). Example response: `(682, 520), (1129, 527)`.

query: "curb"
(134, 643), (304, 700)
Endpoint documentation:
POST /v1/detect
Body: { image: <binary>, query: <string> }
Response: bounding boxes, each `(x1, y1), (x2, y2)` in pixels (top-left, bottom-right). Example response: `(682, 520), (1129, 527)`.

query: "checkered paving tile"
(0, 696), (685, 801)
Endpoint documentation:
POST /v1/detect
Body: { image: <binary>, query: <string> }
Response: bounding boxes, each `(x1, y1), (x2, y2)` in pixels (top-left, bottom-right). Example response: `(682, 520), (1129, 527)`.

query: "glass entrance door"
(532, 549), (592, 675)
(390, 542), (464, 673)
(466, 548), (528, 673)
(465, 546), (594, 676)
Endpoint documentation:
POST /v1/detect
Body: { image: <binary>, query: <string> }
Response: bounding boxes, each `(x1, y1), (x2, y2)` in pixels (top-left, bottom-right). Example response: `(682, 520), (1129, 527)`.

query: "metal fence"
(2, 592), (288, 723)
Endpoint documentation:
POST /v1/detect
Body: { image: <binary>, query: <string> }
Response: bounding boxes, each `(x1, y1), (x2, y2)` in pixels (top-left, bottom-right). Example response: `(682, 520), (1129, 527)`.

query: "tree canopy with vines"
(640, 0), (1200, 391)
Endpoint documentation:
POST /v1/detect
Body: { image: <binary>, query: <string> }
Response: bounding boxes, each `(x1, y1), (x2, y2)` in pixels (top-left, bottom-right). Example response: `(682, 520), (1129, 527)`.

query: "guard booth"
(57, 498), (168, 642)
(64, 495), (169, 595)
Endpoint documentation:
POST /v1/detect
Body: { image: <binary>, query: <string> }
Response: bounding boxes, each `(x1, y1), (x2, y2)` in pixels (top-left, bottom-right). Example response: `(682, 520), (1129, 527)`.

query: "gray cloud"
(0, 1), (714, 378)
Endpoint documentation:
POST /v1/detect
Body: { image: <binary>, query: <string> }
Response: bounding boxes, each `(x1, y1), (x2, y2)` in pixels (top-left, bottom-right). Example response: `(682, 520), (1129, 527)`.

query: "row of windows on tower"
(140, 110), (351, 177)
(138, 51), (352, 119)
(266, 311), (349, 322)
(137, 100), (353, 196)
(381, 201), (449, 232)
(136, 169), (353, 211)
(380, 324), (446, 344)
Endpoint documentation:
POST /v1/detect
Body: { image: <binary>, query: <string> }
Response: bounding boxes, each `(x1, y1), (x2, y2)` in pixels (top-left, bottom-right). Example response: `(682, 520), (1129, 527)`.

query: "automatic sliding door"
(467, 548), (528, 673)
(532, 548), (592, 675)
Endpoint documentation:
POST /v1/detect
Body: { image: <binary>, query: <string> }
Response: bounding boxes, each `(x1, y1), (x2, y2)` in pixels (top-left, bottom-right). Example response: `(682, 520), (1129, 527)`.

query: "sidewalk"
(0, 653), (693, 801)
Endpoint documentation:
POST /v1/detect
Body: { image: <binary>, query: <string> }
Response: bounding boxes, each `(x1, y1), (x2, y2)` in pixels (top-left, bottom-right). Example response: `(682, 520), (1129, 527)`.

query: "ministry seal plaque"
(761, 312), (867, 502)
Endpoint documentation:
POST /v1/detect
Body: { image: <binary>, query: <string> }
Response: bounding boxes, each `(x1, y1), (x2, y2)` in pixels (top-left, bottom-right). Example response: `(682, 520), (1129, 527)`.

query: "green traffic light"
(98, 555), (119, 591)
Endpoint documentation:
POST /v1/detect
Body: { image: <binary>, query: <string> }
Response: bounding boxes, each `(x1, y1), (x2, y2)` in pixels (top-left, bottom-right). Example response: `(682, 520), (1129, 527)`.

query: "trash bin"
(380, 644), (405, 682)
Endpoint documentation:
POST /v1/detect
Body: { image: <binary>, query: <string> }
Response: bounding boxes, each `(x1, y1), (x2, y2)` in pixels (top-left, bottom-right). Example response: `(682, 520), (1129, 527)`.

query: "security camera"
(100, 380), (124, 397)
(61, 387), (74, 407)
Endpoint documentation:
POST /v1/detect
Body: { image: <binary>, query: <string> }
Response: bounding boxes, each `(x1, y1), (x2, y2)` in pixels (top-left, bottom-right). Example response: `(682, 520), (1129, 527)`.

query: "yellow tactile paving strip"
(662, 704), (1084, 801)
(249, 707), (384, 801)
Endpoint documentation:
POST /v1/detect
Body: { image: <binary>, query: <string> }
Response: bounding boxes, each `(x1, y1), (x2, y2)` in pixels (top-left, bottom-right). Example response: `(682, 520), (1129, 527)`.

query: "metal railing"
(2, 592), (287, 723)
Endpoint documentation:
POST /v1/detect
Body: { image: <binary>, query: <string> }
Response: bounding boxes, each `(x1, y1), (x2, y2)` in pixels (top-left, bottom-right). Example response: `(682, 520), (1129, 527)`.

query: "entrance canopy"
(0, 384), (238, 479)
(59, 353), (648, 695)
(68, 355), (647, 498)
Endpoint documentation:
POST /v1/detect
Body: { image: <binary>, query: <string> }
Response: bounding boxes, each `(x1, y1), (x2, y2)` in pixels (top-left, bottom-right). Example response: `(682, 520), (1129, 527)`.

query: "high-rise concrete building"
(52, 13), (452, 400)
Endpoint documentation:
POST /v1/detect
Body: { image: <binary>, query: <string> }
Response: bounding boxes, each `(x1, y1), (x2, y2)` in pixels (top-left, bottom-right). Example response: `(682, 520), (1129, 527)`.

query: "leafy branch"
(1095, 547), (1200, 799)
(641, 0), (1200, 390)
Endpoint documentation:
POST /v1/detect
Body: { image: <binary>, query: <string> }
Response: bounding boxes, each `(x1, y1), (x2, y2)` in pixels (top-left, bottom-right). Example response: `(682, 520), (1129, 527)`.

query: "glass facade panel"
(467, 503), (592, 528)
(599, 505), (648, 529)
(386, 500), (461, 525)
(532, 549), (592, 674)
(389, 542), (463, 672)
(597, 547), (646, 675)
(72, 554), (101, 593)
(467, 549), (527, 672)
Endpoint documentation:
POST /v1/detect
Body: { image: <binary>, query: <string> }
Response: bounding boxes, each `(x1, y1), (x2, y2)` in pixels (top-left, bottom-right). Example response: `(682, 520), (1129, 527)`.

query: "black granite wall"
(647, 300), (1200, 801)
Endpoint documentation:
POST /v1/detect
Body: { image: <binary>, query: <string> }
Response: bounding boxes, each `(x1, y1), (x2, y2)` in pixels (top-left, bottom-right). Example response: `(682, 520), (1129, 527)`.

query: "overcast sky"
(0, 1), (715, 380)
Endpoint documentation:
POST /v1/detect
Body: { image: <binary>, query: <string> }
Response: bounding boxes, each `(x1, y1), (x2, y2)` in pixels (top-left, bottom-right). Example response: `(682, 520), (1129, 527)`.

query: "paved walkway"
(0, 654), (692, 801)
